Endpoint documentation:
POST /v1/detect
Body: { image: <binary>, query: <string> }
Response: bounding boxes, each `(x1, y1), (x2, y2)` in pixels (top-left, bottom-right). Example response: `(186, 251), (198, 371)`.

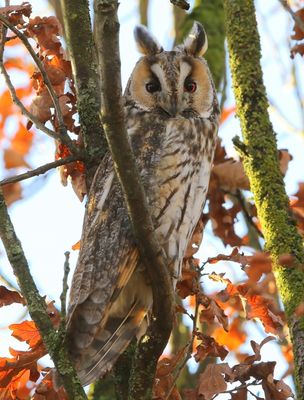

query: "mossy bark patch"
(224, 0), (304, 397)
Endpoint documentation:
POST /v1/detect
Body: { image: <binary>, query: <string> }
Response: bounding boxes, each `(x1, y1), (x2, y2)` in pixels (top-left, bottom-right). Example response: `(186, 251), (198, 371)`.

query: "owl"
(66, 21), (219, 386)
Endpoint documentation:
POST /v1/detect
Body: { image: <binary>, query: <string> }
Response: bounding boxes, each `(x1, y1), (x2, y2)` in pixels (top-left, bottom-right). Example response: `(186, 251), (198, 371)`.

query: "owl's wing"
(66, 153), (148, 383)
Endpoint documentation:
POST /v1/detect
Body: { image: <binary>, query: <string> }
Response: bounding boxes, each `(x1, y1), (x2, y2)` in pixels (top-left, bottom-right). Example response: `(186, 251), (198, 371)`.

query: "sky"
(0, 0), (304, 397)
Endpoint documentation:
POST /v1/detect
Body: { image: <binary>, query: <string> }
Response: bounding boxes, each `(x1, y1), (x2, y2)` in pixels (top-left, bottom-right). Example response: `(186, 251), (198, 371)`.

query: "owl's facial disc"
(128, 53), (214, 118)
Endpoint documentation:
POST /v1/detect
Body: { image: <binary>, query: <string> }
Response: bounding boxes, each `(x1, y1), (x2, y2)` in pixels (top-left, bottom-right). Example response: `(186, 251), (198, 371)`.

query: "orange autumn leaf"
(2, 183), (22, 206)
(72, 240), (81, 251)
(9, 320), (42, 348)
(220, 105), (236, 124)
(4, 148), (31, 169)
(11, 123), (34, 156)
(213, 319), (246, 351)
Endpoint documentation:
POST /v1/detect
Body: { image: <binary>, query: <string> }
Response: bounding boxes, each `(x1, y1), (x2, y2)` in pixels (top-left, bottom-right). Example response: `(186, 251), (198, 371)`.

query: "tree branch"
(0, 156), (80, 186)
(0, 14), (77, 152)
(94, 1), (174, 398)
(0, 190), (87, 400)
(223, 1), (304, 397)
(60, 0), (107, 187)
(0, 48), (62, 143)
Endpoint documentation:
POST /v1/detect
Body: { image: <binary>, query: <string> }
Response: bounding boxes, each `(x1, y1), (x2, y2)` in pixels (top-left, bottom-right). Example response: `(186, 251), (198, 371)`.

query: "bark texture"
(94, 1), (174, 398)
(60, 0), (106, 187)
(223, 1), (304, 397)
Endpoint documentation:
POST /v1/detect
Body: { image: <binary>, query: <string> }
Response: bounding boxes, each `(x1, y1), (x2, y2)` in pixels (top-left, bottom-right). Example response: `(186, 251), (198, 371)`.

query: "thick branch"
(94, 1), (174, 398)
(223, 1), (304, 397)
(60, 0), (106, 187)
(0, 156), (79, 186)
(0, 190), (87, 400)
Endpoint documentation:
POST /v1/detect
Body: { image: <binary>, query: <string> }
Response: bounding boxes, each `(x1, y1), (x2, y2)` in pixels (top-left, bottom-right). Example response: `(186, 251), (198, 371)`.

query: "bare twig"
(94, 0), (174, 397)
(0, 63), (62, 141)
(210, 380), (261, 399)
(60, 251), (70, 323)
(0, 155), (80, 186)
(0, 14), (77, 152)
(0, 27), (67, 144)
(278, 0), (304, 34)
(164, 292), (200, 400)
(170, 0), (190, 11)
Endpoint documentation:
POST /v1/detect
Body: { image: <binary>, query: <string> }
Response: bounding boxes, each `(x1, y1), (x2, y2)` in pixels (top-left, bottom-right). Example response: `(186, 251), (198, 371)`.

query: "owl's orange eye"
(184, 80), (197, 93)
(146, 81), (161, 93)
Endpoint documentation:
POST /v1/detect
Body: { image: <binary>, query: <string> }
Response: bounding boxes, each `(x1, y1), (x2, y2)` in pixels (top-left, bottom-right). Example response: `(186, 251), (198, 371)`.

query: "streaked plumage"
(66, 22), (219, 385)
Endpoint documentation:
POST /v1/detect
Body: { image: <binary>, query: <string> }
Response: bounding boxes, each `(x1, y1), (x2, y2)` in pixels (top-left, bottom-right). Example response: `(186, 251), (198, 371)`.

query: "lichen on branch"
(223, 0), (304, 397)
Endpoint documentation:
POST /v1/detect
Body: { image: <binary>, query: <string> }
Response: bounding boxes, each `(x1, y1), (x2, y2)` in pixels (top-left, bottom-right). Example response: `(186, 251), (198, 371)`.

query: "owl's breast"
(149, 117), (217, 280)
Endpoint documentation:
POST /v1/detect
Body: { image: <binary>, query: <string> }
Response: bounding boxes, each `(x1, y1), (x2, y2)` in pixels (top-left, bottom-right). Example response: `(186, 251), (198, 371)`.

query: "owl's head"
(125, 22), (215, 119)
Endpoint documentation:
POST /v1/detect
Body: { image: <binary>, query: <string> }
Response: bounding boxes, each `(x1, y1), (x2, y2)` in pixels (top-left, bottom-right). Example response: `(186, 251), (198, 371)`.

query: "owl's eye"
(146, 80), (161, 93)
(184, 79), (197, 93)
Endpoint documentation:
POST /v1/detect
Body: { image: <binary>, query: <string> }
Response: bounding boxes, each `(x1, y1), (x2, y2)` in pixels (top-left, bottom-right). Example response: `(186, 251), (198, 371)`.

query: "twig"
(210, 380), (261, 399)
(0, 155), (80, 186)
(60, 251), (70, 324)
(278, 0), (304, 34)
(0, 189), (87, 399)
(0, 14), (77, 152)
(170, 0), (190, 11)
(164, 291), (200, 400)
(94, 1), (174, 397)
(0, 27), (64, 143)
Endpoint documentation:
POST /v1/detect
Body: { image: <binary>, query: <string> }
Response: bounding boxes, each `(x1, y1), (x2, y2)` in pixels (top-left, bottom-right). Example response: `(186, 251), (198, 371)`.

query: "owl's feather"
(67, 22), (220, 386)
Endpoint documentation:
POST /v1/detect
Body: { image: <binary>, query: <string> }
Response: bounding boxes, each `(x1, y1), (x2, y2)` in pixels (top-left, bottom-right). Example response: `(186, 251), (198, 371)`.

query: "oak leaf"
(197, 363), (232, 399)
(0, 286), (25, 307)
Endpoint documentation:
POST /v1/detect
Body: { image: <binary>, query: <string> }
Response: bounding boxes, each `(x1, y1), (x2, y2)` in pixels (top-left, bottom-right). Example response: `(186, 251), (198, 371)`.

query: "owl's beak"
(162, 97), (178, 117)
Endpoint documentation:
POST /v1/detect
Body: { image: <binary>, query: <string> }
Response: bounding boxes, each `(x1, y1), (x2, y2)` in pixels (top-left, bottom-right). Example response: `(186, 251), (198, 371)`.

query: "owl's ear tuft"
(134, 25), (163, 56)
(183, 22), (208, 57)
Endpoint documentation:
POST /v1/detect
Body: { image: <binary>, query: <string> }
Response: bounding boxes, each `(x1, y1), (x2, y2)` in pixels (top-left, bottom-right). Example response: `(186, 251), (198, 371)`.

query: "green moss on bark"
(61, 0), (107, 187)
(224, 1), (304, 397)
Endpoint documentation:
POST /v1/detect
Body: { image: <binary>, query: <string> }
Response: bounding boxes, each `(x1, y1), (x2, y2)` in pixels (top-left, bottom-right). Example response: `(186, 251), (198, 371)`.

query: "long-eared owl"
(66, 22), (219, 385)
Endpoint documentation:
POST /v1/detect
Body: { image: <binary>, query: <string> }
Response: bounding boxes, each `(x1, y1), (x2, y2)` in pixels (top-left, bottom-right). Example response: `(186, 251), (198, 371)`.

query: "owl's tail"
(72, 268), (152, 386)
(77, 303), (147, 386)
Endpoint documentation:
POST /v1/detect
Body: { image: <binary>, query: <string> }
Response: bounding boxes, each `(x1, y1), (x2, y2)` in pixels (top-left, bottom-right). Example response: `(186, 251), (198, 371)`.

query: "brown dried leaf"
(207, 248), (249, 267)
(0, 286), (25, 307)
(197, 363), (232, 400)
(230, 388), (247, 400)
(2, 183), (22, 206)
(176, 268), (199, 299)
(243, 336), (275, 364)
(291, 8), (304, 40)
(194, 332), (228, 362)
(212, 160), (249, 191)
(199, 299), (228, 331)
(262, 374), (294, 400)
